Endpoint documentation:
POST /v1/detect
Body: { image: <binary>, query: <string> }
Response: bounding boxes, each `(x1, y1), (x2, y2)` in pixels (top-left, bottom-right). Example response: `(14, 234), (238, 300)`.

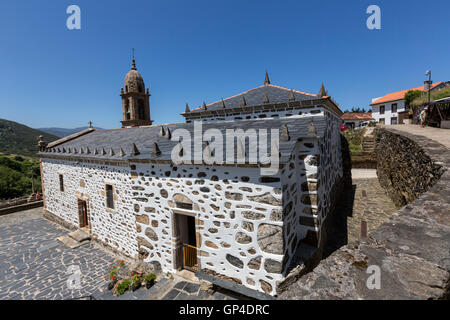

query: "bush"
(144, 273), (156, 283)
(114, 279), (131, 295)
(131, 273), (142, 284)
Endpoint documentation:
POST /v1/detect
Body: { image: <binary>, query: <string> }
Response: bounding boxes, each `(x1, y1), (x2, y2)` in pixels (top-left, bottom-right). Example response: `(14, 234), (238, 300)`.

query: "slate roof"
(187, 84), (321, 114)
(39, 117), (326, 165)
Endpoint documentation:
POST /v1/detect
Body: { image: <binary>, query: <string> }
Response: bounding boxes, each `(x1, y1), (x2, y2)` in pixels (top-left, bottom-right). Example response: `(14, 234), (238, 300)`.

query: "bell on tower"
(120, 50), (153, 128)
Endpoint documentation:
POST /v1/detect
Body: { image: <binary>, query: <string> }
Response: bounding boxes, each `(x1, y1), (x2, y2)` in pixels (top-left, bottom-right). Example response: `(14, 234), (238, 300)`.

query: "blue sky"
(1, 0), (449, 129)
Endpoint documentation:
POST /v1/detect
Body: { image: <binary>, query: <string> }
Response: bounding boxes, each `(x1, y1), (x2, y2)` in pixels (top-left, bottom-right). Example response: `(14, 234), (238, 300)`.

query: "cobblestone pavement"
(347, 177), (397, 243)
(324, 175), (397, 257)
(0, 208), (116, 300)
(0, 208), (244, 300)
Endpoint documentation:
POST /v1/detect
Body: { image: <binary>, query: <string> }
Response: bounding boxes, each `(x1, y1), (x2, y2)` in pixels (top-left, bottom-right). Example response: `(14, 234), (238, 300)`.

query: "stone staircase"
(362, 136), (375, 153)
(57, 229), (91, 249)
(362, 127), (376, 154)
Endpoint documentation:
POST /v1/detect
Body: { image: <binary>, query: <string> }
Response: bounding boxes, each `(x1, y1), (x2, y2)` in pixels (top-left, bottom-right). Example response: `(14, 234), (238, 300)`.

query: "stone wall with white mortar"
(42, 158), (289, 295)
(42, 159), (138, 257)
(280, 109), (343, 271)
(41, 109), (343, 296)
(129, 163), (285, 295)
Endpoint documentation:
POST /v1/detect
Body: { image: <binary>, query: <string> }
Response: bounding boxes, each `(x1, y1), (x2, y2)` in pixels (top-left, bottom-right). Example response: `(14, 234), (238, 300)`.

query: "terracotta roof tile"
(341, 113), (374, 120)
(370, 82), (442, 106)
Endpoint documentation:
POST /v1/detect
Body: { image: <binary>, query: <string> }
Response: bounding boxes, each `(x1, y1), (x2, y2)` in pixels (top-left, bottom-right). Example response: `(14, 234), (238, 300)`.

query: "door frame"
(77, 198), (90, 231)
(171, 209), (199, 271)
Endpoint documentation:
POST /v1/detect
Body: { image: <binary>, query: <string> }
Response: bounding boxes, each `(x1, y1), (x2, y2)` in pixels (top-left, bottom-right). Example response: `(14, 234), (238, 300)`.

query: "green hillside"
(0, 118), (59, 157)
(0, 155), (41, 199)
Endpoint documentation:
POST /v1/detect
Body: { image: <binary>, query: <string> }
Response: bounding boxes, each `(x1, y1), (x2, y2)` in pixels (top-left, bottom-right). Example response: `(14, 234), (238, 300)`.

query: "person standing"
(420, 107), (427, 127)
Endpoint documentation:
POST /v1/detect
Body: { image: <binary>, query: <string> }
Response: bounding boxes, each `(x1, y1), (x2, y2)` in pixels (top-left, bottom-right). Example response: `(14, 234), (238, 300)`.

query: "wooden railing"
(182, 244), (198, 271)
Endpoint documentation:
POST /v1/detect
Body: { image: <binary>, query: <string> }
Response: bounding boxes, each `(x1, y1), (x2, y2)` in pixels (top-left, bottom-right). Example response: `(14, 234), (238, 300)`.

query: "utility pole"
(425, 70), (432, 106)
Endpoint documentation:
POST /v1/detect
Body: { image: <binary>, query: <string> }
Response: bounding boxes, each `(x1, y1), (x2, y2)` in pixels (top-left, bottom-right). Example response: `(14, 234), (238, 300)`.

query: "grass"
(411, 87), (450, 107)
(343, 128), (365, 156)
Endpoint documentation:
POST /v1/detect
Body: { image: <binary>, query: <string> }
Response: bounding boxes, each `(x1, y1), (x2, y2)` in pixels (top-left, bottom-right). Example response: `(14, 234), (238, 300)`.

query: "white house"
(370, 81), (444, 125)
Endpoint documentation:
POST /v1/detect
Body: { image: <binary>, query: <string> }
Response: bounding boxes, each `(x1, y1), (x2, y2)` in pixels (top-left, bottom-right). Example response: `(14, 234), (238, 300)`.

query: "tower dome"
(124, 59), (146, 94)
(120, 56), (153, 127)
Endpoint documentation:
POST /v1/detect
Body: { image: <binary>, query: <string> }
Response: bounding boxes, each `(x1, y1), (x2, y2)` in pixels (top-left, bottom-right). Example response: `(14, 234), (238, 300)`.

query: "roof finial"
(280, 124), (290, 141)
(318, 83), (328, 97)
(185, 103), (190, 113)
(88, 121), (93, 128)
(130, 143), (140, 156)
(131, 48), (137, 70)
(264, 71), (270, 85)
(240, 95), (247, 107)
(289, 89), (295, 101)
(308, 120), (317, 136)
(152, 142), (161, 157)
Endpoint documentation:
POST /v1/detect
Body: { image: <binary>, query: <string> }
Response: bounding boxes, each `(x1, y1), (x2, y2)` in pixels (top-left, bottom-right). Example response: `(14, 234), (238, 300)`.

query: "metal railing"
(182, 244), (198, 271)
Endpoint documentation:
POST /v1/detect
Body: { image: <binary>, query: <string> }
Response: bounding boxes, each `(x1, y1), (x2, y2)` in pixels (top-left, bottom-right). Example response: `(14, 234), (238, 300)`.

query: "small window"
(106, 184), (114, 209)
(391, 103), (397, 113)
(59, 174), (64, 192)
(391, 117), (398, 125)
(138, 100), (145, 120)
(380, 105), (385, 115)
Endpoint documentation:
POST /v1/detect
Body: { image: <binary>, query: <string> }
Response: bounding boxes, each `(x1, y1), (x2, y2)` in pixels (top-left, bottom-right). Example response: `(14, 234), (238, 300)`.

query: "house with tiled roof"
(341, 112), (374, 129)
(369, 81), (445, 125)
(37, 59), (345, 297)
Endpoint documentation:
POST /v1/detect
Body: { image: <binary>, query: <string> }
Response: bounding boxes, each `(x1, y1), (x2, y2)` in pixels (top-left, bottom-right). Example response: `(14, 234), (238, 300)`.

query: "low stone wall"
(375, 128), (446, 208)
(0, 199), (43, 216)
(278, 128), (450, 300)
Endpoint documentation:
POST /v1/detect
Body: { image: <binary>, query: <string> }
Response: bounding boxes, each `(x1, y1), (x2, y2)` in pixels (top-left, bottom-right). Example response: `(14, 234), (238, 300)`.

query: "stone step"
(57, 236), (90, 249)
(68, 229), (91, 242)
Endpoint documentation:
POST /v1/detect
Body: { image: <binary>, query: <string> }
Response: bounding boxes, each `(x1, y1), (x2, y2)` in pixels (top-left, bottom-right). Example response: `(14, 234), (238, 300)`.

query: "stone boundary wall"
(375, 128), (446, 208)
(0, 200), (43, 216)
(278, 128), (450, 300)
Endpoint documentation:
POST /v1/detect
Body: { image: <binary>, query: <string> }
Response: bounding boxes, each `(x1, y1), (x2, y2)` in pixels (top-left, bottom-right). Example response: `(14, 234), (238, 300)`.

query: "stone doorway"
(172, 211), (198, 271)
(77, 199), (89, 230)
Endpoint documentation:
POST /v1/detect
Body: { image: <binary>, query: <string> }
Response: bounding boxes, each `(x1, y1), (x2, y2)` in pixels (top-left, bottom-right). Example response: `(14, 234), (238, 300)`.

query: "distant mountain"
(37, 127), (101, 138)
(0, 119), (59, 157)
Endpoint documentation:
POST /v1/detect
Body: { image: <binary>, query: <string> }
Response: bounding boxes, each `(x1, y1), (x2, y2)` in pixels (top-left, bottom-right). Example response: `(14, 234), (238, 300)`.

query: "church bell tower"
(120, 55), (153, 127)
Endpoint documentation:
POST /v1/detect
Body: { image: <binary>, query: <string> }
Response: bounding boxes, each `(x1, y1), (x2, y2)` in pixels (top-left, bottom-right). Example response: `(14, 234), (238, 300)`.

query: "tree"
(404, 90), (423, 109)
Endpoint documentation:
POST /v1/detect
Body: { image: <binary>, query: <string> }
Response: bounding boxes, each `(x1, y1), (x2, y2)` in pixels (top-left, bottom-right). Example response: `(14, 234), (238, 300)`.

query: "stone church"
(38, 58), (344, 296)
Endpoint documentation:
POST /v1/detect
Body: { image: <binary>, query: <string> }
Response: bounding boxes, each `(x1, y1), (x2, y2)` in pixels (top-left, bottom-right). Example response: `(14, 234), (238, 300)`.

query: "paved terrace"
(0, 208), (244, 300)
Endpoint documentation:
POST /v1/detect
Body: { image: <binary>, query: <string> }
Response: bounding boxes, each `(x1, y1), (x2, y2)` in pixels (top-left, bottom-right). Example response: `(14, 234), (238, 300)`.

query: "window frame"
(59, 174), (64, 192)
(105, 184), (115, 209)
(379, 105), (385, 115)
(391, 103), (397, 113)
